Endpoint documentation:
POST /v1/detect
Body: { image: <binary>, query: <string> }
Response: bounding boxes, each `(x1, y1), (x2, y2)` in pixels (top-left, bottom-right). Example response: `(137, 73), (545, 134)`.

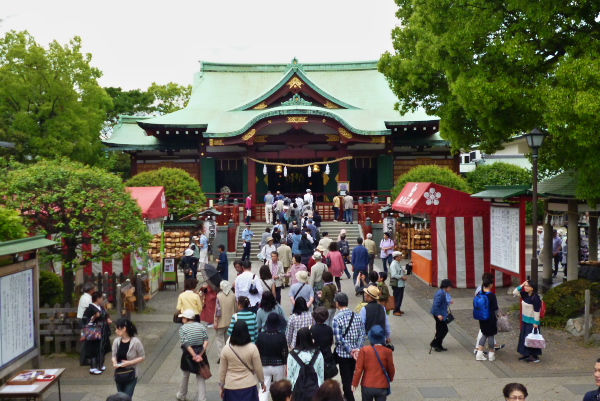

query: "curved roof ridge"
(200, 60), (378, 73)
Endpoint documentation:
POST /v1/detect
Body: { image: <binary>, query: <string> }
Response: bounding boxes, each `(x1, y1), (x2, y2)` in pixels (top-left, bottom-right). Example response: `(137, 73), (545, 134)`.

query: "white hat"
(306, 189), (311, 192)
(184, 249), (194, 256)
(178, 309), (195, 320)
(392, 251), (402, 258)
(192, 236), (199, 240)
(296, 271), (309, 283)
(313, 251), (322, 260)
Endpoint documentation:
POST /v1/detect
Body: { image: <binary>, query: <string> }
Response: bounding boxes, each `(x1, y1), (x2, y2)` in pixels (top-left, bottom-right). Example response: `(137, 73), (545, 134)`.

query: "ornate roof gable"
(232, 58), (359, 111)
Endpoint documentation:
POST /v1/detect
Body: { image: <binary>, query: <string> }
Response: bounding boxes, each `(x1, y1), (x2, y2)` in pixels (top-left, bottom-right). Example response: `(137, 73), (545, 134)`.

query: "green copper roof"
(537, 171), (578, 198)
(104, 116), (199, 149)
(133, 60), (437, 136)
(0, 235), (57, 256)
(471, 185), (531, 200)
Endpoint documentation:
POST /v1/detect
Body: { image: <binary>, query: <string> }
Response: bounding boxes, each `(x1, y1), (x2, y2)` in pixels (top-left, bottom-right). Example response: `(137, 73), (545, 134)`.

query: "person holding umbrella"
(199, 264), (222, 328)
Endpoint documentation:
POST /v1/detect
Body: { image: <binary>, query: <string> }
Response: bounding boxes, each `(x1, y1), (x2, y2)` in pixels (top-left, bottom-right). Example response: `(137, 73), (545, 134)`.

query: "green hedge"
(543, 279), (597, 327)
(39, 270), (63, 307)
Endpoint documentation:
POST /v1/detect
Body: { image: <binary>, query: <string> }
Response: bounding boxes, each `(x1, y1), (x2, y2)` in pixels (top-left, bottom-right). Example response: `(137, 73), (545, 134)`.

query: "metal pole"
(530, 149), (539, 286)
(584, 289), (591, 344)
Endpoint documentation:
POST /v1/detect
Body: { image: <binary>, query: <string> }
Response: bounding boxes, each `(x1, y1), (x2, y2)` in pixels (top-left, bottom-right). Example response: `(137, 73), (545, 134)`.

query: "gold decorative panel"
(324, 101), (339, 109)
(287, 116), (308, 123)
(242, 129), (257, 140)
(254, 135), (268, 143)
(209, 139), (224, 146)
(338, 127), (353, 139)
(326, 134), (340, 142)
(253, 102), (268, 110)
(370, 136), (385, 144)
(287, 76), (304, 89)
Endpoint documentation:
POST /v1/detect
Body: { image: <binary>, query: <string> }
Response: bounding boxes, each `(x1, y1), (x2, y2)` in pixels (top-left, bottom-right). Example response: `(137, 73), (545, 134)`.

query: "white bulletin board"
(490, 206), (520, 274)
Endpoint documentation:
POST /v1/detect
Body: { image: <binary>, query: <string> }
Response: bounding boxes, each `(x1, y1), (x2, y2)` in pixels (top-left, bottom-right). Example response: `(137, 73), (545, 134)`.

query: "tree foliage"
(0, 31), (111, 165)
(392, 165), (470, 199)
(379, 0), (600, 204)
(466, 162), (531, 194)
(125, 168), (206, 217)
(0, 159), (153, 303)
(0, 206), (28, 242)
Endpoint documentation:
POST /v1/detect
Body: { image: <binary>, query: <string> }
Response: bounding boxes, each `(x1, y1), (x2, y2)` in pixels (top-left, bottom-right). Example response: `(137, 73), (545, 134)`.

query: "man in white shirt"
(234, 261), (263, 313)
(304, 189), (314, 209)
(77, 282), (96, 319)
(318, 232), (333, 256)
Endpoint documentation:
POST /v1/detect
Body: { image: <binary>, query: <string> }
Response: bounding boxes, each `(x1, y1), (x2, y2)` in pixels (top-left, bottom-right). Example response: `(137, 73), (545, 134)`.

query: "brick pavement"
(40, 260), (594, 401)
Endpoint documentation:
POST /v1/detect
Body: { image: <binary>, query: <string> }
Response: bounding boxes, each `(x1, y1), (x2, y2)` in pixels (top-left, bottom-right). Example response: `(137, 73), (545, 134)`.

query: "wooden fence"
(82, 271), (149, 313)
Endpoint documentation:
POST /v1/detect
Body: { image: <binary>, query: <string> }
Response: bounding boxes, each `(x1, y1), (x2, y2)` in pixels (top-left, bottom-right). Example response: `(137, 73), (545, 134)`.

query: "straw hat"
(364, 285), (380, 300)
(296, 271), (309, 283)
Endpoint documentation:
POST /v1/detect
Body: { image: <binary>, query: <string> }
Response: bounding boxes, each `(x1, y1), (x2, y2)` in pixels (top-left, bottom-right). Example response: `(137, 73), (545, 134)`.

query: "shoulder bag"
(114, 366), (136, 383)
(334, 312), (355, 361)
(446, 306), (455, 324)
(229, 344), (259, 383)
(372, 346), (392, 395)
(294, 283), (307, 300)
(80, 323), (102, 341)
(249, 274), (259, 295)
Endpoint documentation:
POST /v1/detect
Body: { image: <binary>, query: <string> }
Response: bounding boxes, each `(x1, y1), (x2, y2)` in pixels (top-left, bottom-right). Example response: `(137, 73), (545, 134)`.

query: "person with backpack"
(513, 280), (543, 363)
(474, 277), (499, 361)
(256, 313), (288, 401)
(235, 260), (263, 313)
(287, 327), (324, 401)
(473, 272), (505, 354)
(180, 249), (200, 279)
(351, 325), (395, 401)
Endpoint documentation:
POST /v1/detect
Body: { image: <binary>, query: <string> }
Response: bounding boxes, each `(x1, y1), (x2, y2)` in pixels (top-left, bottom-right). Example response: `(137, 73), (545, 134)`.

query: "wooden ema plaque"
(7, 370), (45, 385)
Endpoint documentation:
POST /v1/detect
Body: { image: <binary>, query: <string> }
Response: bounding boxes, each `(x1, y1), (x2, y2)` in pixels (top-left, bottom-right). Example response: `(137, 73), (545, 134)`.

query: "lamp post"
(523, 128), (548, 286)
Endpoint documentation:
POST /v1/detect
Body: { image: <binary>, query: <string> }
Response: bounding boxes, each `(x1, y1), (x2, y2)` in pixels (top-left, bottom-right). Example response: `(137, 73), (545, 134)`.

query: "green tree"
(392, 165), (470, 199)
(0, 159), (153, 304)
(0, 31), (112, 165)
(102, 87), (155, 139)
(147, 82), (192, 114)
(379, 0), (600, 204)
(0, 206), (28, 242)
(466, 162), (531, 194)
(125, 167), (206, 217)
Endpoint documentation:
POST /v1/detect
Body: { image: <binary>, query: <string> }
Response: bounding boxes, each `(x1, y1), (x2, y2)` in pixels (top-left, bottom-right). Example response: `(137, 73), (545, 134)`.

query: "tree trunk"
(62, 238), (78, 305)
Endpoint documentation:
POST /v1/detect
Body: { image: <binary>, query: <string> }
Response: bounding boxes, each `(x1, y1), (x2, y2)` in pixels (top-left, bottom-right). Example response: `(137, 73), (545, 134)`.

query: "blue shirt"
(264, 194), (274, 205)
(351, 245), (369, 269)
(242, 229), (254, 241)
(359, 303), (391, 339)
(218, 251), (228, 281)
(199, 235), (208, 249)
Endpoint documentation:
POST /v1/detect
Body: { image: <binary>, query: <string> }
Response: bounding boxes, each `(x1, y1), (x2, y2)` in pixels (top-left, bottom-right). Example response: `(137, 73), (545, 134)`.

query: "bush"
(392, 165), (471, 199)
(465, 162), (531, 193)
(543, 279), (595, 327)
(39, 270), (63, 307)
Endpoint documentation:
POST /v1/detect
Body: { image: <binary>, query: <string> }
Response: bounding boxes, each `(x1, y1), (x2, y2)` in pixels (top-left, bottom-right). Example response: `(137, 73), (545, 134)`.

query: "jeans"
(552, 253), (561, 276)
(361, 386), (389, 401)
(116, 377), (137, 398)
(178, 370), (206, 401)
(214, 327), (228, 359)
(337, 356), (356, 401)
(344, 209), (353, 223)
(332, 207), (340, 220)
(177, 370), (206, 401)
(259, 365), (285, 401)
(392, 286), (405, 313)
(432, 315), (449, 348)
(326, 308), (336, 327)
(381, 255), (392, 272)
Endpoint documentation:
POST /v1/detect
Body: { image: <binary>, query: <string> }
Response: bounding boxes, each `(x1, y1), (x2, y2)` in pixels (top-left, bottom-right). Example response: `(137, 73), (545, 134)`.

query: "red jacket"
(352, 345), (395, 389)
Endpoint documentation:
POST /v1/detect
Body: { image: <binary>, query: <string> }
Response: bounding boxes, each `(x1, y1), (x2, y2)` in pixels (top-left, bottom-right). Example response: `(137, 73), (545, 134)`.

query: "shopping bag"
(497, 311), (511, 332)
(80, 324), (102, 341)
(524, 328), (546, 349)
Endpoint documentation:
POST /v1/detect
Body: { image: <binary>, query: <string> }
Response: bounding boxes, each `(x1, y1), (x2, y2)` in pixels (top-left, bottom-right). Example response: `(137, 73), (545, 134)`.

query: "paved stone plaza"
(39, 260), (596, 401)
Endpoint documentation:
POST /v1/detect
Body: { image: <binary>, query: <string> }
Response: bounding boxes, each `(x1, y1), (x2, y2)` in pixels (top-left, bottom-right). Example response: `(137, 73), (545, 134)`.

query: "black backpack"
(291, 350), (320, 401)
(339, 240), (349, 256)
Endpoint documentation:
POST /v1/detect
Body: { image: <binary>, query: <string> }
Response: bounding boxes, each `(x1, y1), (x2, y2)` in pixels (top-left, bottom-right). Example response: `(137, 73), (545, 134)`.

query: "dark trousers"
(337, 356), (356, 401)
(392, 286), (405, 313)
(275, 286), (282, 304)
(381, 255), (392, 272)
(343, 266), (351, 278)
(116, 377), (138, 398)
(361, 386), (388, 401)
(368, 254), (375, 273)
(242, 243), (251, 261)
(335, 277), (342, 292)
(333, 207), (340, 220)
(552, 253), (561, 276)
(431, 315), (448, 347)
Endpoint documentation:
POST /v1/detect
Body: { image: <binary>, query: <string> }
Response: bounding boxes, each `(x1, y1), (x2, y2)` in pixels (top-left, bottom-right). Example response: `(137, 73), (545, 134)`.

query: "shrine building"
(105, 59), (457, 198)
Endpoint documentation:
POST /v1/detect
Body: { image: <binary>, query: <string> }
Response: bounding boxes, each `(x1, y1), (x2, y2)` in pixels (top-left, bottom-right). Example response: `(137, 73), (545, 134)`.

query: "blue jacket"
(431, 288), (449, 320)
(584, 389), (600, 401)
(351, 245), (369, 270)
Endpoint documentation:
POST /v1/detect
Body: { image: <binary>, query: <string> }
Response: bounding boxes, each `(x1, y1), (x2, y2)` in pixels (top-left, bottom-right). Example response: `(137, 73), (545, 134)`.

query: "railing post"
(584, 289), (591, 344)
(228, 219), (236, 253)
(136, 273), (143, 313)
(116, 283), (122, 319)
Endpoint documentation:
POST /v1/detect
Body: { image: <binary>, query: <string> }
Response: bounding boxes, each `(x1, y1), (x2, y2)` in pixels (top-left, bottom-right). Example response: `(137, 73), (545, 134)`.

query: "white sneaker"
(176, 393), (186, 401)
(488, 352), (495, 361)
(207, 324), (214, 328)
(475, 351), (487, 361)
(101, 366), (106, 371)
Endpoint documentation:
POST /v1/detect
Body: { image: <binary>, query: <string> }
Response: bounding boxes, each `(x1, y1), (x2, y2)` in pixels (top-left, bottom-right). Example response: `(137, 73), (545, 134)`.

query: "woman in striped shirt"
(513, 280), (542, 363)
(177, 309), (209, 401)
(228, 296), (259, 343)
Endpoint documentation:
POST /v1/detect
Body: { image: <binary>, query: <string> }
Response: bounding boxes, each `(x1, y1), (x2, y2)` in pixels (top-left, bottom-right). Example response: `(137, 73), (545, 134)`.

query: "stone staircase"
(234, 221), (363, 258)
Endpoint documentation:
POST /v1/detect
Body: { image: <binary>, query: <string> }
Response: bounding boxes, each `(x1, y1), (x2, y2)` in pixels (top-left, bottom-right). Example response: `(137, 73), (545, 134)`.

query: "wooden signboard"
(163, 258), (177, 286)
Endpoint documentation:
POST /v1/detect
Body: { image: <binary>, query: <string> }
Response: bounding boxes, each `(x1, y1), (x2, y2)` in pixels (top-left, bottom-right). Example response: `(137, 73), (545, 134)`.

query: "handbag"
(199, 363), (212, 379)
(80, 324), (102, 341)
(249, 274), (259, 295)
(173, 312), (183, 324)
(496, 311), (511, 332)
(379, 295), (395, 312)
(524, 328), (546, 349)
(445, 307), (455, 324)
(114, 366), (135, 383)
(324, 359), (338, 379)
